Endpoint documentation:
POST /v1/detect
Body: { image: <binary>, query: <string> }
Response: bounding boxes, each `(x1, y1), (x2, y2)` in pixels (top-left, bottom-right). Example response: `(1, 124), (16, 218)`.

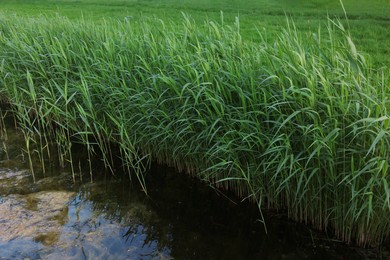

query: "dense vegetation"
(0, 0), (389, 247)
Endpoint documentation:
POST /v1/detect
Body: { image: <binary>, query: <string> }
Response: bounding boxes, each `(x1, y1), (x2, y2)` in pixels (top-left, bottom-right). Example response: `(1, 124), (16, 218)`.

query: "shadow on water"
(0, 124), (389, 259)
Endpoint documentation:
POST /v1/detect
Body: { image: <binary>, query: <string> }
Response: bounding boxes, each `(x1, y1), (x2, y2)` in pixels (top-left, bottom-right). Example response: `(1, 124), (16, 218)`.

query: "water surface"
(0, 126), (388, 259)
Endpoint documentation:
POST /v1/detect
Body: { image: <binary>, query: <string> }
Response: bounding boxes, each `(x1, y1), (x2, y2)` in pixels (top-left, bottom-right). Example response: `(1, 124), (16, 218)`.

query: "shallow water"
(0, 126), (388, 259)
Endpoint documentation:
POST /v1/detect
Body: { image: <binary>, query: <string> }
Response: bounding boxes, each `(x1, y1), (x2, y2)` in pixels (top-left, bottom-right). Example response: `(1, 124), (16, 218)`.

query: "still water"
(0, 128), (388, 259)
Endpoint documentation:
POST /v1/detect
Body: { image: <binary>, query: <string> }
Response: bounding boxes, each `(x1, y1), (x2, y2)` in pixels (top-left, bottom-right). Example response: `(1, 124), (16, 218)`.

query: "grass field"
(0, 0), (389, 247)
(1, 0), (390, 66)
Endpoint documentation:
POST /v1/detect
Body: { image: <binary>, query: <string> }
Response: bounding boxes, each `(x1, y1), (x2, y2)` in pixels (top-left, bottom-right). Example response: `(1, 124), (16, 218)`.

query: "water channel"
(0, 124), (388, 259)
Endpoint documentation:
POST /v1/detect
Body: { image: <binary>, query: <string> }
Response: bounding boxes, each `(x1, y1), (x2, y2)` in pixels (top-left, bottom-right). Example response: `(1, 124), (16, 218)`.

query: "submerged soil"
(0, 191), (75, 245)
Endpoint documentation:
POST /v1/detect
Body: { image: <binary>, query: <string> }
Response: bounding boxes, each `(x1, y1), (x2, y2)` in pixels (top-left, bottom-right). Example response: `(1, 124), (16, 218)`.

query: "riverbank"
(0, 14), (389, 246)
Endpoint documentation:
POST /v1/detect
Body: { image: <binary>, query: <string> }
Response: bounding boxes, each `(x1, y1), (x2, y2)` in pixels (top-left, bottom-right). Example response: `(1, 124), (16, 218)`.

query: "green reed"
(0, 13), (388, 246)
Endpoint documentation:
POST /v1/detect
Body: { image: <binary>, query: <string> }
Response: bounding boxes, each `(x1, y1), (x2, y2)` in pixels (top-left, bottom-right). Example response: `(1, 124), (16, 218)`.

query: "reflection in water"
(0, 127), (388, 259)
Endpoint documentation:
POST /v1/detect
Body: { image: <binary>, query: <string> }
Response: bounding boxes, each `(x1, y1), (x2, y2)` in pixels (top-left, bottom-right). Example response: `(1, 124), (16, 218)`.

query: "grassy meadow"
(0, 0), (389, 247)
(1, 0), (390, 66)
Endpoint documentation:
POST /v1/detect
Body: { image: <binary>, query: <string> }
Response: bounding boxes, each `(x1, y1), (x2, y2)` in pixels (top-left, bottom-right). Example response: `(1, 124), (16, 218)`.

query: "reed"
(0, 13), (388, 246)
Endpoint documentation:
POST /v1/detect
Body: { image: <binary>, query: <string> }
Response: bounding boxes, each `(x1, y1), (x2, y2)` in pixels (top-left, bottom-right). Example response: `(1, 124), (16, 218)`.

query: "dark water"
(0, 127), (388, 259)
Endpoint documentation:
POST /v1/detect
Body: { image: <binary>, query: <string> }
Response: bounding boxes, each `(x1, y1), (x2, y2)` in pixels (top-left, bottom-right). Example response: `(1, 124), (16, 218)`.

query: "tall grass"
(0, 13), (388, 246)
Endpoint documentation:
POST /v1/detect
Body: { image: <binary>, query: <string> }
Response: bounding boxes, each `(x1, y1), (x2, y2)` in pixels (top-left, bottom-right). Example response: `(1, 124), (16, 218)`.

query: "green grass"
(0, 12), (389, 247)
(1, 0), (390, 66)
